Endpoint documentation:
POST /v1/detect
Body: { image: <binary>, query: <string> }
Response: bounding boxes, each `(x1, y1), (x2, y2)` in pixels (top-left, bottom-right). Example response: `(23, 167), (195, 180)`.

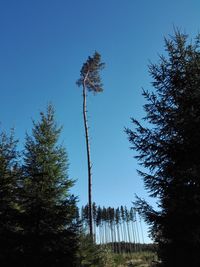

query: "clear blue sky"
(0, 0), (200, 242)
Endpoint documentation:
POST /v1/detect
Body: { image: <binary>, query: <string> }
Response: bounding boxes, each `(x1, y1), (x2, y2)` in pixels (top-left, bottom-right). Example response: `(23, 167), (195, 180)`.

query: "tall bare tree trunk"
(83, 81), (93, 237)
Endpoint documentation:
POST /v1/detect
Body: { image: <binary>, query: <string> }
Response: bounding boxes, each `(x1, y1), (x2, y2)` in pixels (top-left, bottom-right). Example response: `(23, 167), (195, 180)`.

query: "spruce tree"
(0, 130), (21, 266)
(126, 31), (200, 266)
(21, 105), (79, 266)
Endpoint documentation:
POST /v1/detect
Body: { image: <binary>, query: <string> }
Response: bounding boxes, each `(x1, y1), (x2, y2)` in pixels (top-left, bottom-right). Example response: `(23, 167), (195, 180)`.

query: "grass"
(108, 251), (157, 267)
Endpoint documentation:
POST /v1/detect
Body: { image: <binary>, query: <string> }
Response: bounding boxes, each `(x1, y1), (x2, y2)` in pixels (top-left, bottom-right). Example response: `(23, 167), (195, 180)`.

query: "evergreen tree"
(126, 31), (200, 266)
(21, 105), (79, 266)
(77, 52), (105, 237)
(0, 130), (21, 266)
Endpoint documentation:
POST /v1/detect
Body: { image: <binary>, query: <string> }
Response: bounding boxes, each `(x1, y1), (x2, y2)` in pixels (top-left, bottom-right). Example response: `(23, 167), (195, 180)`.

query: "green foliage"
(20, 104), (79, 266)
(0, 129), (21, 265)
(77, 234), (98, 266)
(106, 251), (156, 267)
(77, 234), (114, 267)
(0, 130), (19, 219)
(126, 31), (200, 267)
(77, 51), (105, 93)
(77, 234), (156, 267)
(97, 246), (116, 267)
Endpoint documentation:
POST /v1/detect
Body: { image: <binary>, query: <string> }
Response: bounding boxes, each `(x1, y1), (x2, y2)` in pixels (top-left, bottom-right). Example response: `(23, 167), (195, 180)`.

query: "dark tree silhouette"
(126, 31), (200, 267)
(21, 105), (79, 266)
(77, 52), (105, 237)
(0, 130), (21, 266)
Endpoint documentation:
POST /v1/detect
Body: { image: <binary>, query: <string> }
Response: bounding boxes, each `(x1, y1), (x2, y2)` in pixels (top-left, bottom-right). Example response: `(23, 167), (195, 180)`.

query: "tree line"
(81, 204), (145, 253)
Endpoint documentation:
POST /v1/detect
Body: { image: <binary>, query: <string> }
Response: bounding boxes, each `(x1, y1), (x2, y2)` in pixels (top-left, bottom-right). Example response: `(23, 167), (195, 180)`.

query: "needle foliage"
(126, 31), (200, 267)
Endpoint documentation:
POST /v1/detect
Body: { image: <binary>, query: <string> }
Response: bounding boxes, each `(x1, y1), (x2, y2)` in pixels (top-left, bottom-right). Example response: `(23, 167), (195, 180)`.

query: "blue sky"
(1, 0), (200, 242)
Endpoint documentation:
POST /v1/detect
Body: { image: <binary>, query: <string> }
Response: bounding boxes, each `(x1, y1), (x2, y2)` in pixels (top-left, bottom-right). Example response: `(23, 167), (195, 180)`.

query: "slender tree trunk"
(139, 216), (145, 244)
(120, 222), (124, 252)
(127, 221), (132, 253)
(83, 81), (93, 237)
(117, 224), (121, 254)
(131, 220), (137, 252)
(134, 211), (141, 251)
(110, 222), (114, 252)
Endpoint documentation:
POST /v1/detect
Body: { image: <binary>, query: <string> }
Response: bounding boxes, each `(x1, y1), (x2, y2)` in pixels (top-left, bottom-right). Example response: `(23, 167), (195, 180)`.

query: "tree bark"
(83, 80), (93, 238)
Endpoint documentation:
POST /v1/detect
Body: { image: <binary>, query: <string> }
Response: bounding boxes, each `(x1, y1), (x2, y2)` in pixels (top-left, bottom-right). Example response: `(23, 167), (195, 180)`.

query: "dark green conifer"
(126, 31), (200, 267)
(0, 130), (21, 266)
(21, 105), (79, 266)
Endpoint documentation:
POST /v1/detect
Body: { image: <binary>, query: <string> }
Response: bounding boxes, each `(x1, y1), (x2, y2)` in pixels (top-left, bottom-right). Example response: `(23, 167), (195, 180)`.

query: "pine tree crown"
(76, 51), (105, 93)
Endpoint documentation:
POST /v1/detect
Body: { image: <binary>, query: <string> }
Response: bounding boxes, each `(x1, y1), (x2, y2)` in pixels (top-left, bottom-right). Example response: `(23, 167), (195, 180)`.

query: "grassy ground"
(98, 250), (157, 267)
(79, 239), (158, 267)
(110, 251), (157, 267)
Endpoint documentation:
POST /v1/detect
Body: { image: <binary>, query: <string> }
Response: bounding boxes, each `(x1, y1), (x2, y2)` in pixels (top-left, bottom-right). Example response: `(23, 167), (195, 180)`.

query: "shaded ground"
(106, 251), (157, 267)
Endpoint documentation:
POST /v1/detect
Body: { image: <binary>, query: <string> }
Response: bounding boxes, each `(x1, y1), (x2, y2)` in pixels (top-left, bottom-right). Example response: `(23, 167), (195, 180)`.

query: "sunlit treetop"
(77, 51), (105, 93)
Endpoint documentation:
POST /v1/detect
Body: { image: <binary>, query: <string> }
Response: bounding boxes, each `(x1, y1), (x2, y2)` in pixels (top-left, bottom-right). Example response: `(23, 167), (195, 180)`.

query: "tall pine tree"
(21, 105), (79, 266)
(77, 51), (105, 237)
(126, 31), (200, 267)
